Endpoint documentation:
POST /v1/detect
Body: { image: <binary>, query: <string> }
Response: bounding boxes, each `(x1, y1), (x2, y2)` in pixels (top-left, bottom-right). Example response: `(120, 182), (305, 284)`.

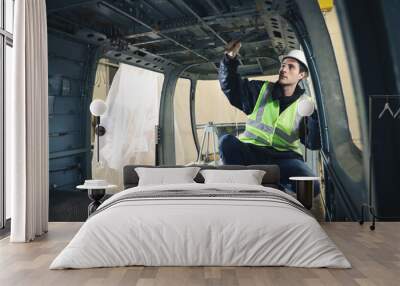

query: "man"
(218, 40), (321, 195)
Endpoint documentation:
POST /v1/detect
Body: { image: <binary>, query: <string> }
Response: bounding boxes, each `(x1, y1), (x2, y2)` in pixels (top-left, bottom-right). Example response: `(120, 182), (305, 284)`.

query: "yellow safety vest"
(239, 81), (309, 155)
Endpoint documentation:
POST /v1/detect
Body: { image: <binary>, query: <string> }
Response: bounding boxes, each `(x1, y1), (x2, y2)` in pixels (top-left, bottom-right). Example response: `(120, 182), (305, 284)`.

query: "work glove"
(224, 39), (241, 59)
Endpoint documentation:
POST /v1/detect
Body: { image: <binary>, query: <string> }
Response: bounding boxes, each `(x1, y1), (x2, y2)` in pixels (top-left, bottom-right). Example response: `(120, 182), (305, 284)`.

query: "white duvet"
(50, 183), (351, 269)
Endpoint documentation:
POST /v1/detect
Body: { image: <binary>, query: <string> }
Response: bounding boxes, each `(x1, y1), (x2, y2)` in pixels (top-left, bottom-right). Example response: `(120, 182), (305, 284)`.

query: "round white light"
(90, 99), (107, 116)
(298, 99), (314, 117)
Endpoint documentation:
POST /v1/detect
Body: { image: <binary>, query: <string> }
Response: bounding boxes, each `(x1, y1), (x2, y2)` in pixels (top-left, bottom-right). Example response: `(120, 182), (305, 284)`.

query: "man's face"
(278, 58), (306, 86)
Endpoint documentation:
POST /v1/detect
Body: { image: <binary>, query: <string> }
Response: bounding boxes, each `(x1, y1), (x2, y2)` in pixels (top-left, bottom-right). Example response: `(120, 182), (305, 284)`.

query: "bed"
(50, 165), (351, 269)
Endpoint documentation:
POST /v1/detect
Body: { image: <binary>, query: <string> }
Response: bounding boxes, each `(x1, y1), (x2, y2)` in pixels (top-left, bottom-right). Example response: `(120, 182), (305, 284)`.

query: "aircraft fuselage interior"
(44, 0), (400, 223)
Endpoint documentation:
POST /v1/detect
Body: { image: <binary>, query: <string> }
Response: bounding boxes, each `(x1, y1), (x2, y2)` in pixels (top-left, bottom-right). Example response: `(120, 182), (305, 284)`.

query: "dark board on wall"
(369, 95), (400, 219)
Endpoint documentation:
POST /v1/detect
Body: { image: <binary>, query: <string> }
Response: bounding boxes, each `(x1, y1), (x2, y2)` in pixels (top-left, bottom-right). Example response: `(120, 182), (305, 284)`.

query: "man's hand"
(224, 39), (241, 59)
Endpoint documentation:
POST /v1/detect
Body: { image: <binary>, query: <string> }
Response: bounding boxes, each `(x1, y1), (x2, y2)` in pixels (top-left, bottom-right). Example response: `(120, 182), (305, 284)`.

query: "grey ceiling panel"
(47, 0), (301, 77)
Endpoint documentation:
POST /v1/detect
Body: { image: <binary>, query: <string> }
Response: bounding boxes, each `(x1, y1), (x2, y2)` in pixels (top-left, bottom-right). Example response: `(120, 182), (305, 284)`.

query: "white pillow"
(135, 167), (201, 186)
(200, 169), (266, 185)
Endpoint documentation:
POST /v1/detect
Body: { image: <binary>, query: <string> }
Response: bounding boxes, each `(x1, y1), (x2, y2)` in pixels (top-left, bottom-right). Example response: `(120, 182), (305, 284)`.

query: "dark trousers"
(219, 134), (320, 196)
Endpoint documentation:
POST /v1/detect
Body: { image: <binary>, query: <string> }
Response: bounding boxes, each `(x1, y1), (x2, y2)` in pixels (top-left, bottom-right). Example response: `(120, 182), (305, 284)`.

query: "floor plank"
(0, 222), (399, 286)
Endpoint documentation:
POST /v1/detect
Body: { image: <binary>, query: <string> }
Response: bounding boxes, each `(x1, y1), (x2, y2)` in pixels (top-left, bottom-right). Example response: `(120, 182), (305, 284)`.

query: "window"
(4, 44), (11, 220)
(5, 0), (12, 33)
(1, 0), (14, 230)
(174, 78), (196, 165)
(90, 62), (164, 188)
(194, 80), (248, 163)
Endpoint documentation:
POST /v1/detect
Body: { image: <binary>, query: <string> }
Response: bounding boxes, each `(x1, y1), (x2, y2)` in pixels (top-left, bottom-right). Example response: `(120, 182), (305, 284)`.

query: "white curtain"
(7, 0), (49, 242)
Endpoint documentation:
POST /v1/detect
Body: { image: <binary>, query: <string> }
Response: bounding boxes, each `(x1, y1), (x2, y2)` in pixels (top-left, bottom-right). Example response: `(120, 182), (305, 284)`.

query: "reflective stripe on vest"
(239, 81), (309, 155)
(246, 119), (299, 143)
(241, 130), (270, 145)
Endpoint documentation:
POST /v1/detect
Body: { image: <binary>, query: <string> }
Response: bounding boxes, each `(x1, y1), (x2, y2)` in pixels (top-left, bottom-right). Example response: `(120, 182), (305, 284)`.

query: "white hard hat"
(279, 49), (309, 72)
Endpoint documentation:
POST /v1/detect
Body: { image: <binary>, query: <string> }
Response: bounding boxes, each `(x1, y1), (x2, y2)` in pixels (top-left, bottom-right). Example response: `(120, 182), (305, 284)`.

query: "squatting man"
(218, 40), (321, 197)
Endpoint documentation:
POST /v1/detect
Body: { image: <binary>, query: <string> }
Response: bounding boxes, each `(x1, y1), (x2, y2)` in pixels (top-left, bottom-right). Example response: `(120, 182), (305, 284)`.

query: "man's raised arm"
(218, 40), (264, 115)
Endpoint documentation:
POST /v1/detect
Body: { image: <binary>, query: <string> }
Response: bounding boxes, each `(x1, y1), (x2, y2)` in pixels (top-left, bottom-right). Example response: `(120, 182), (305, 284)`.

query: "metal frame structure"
(334, 0), (400, 224)
(47, 32), (99, 193)
(46, 0), (288, 78)
(284, 0), (367, 220)
(45, 0), (381, 221)
(46, 0), (296, 184)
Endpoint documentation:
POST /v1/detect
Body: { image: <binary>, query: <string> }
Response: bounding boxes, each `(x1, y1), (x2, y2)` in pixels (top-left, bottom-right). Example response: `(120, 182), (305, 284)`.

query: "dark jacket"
(218, 54), (321, 158)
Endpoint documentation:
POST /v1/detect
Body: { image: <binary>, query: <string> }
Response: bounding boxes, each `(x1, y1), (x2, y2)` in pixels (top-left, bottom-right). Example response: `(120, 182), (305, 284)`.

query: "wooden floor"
(0, 222), (399, 286)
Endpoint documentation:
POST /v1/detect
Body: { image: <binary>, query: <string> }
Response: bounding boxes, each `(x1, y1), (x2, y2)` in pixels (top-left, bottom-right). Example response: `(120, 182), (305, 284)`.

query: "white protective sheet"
(99, 64), (164, 170)
(50, 183), (351, 269)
